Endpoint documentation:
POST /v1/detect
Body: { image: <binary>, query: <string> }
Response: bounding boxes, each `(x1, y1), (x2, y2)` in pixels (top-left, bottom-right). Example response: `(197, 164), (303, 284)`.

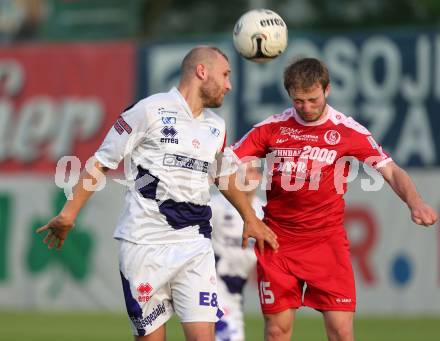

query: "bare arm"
(379, 161), (437, 226)
(216, 173), (278, 253)
(36, 159), (109, 249)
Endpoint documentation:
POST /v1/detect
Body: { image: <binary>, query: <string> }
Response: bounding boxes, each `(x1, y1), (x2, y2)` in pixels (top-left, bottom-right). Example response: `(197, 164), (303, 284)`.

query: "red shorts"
(256, 227), (356, 314)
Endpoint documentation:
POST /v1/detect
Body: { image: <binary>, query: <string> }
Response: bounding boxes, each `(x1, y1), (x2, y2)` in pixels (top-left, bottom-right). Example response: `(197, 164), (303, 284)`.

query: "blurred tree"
(140, 0), (249, 40)
(3, 0), (440, 43)
(138, 0), (440, 40)
(312, 0), (440, 28)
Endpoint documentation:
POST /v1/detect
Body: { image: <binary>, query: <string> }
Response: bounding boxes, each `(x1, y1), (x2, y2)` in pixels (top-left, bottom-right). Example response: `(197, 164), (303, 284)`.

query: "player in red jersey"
(229, 58), (438, 341)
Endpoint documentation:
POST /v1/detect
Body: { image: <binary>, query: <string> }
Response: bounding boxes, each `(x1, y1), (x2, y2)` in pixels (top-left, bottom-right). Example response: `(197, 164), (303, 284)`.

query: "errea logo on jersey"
(161, 126), (177, 137)
(160, 126), (179, 144)
(137, 282), (153, 302)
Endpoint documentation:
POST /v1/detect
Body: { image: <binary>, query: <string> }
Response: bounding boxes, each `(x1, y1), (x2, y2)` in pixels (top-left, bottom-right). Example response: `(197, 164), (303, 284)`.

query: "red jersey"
(231, 105), (391, 238)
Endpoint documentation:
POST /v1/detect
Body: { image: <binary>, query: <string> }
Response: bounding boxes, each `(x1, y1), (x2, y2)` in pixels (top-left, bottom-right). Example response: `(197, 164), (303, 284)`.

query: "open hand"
(36, 214), (75, 250)
(242, 217), (278, 254)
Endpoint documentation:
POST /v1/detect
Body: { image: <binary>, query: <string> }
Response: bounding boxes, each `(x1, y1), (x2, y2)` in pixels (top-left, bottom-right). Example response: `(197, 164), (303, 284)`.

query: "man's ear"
(196, 64), (206, 80)
(324, 84), (331, 98)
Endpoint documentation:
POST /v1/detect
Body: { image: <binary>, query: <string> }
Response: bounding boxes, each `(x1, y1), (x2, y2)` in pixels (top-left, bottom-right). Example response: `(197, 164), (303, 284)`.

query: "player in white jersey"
(211, 162), (264, 341)
(36, 46), (278, 341)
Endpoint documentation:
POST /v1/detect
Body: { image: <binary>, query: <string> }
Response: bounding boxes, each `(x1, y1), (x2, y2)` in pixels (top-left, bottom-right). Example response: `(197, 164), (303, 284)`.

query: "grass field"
(0, 311), (439, 341)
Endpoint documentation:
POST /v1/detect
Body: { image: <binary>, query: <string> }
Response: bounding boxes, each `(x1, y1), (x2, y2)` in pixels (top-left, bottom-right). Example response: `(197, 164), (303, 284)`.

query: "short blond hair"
(180, 46), (229, 77)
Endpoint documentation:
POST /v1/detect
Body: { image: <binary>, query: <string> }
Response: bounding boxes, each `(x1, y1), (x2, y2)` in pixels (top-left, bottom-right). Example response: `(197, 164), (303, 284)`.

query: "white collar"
(170, 87), (204, 120)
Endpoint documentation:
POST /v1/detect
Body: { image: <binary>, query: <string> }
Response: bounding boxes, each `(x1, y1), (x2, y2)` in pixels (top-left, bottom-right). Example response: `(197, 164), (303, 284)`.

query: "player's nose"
(225, 79), (232, 92)
(302, 102), (313, 112)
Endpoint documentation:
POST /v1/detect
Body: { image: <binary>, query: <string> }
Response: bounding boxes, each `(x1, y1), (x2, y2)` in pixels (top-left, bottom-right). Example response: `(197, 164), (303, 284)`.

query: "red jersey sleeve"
(348, 128), (391, 168)
(231, 124), (271, 160)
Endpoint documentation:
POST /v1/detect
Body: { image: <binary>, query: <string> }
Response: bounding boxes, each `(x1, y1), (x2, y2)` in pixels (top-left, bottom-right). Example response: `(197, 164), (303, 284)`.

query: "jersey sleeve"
(348, 128), (392, 169)
(212, 124), (270, 179)
(230, 124), (270, 161)
(211, 126), (239, 179)
(94, 103), (150, 169)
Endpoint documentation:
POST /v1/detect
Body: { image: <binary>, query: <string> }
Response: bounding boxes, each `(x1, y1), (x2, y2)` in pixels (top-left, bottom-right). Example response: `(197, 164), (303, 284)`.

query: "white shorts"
(119, 238), (223, 336)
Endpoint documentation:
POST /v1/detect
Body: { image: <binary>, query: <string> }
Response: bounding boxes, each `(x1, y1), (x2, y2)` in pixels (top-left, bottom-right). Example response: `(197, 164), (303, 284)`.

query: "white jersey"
(95, 87), (227, 244)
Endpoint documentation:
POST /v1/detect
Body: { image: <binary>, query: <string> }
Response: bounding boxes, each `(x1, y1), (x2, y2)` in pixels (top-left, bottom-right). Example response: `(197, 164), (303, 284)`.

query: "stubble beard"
(200, 78), (223, 108)
(299, 99), (327, 122)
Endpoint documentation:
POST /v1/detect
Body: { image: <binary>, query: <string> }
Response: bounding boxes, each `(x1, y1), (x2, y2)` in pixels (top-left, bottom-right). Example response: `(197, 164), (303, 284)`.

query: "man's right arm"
(379, 161), (438, 226)
(215, 172), (278, 253)
(36, 159), (109, 250)
(37, 101), (151, 250)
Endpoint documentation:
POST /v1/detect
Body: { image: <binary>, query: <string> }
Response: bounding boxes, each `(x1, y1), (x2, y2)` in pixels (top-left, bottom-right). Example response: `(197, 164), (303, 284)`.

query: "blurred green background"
(2, 0), (440, 43)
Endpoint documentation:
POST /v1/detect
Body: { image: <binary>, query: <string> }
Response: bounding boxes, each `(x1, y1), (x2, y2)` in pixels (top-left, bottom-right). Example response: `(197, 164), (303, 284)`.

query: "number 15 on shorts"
(259, 281), (275, 304)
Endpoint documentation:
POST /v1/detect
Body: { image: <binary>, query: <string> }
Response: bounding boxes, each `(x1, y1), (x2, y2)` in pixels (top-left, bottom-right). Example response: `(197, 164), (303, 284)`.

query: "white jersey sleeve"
(95, 101), (151, 169)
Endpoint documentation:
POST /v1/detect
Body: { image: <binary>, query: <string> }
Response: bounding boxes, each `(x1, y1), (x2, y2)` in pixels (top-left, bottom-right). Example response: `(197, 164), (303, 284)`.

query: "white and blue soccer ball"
(232, 9), (288, 63)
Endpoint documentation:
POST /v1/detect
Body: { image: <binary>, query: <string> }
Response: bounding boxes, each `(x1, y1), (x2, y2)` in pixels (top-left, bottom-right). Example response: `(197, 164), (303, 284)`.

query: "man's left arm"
(378, 161), (438, 226)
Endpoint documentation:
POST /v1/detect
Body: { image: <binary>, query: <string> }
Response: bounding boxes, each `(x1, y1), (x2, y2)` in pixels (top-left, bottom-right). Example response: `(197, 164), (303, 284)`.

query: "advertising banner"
(0, 41), (135, 173)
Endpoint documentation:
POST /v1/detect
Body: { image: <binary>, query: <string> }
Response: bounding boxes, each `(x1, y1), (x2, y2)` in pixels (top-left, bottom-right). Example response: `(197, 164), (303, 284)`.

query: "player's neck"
(295, 104), (329, 125)
(177, 84), (203, 118)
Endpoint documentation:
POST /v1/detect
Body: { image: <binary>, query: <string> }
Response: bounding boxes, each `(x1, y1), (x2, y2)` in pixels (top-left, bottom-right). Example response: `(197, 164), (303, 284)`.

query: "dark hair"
(283, 58), (330, 93)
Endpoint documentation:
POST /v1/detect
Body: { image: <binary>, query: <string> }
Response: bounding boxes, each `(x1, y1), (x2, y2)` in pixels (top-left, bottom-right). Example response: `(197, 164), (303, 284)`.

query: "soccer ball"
(232, 9), (288, 63)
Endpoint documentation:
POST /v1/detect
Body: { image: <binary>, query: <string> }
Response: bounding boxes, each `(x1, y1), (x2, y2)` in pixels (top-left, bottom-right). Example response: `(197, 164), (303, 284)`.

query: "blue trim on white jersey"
(135, 166), (160, 200)
(120, 271), (146, 336)
(158, 199), (213, 239)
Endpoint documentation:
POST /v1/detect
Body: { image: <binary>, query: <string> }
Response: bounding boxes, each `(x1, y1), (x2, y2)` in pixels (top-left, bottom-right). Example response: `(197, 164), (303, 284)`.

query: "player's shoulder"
(328, 106), (371, 136)
(120, 91), (173, 118)
(138, 90), (178, 113)
(254, 108), (294, 128)
(204, 109), (226, 127)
